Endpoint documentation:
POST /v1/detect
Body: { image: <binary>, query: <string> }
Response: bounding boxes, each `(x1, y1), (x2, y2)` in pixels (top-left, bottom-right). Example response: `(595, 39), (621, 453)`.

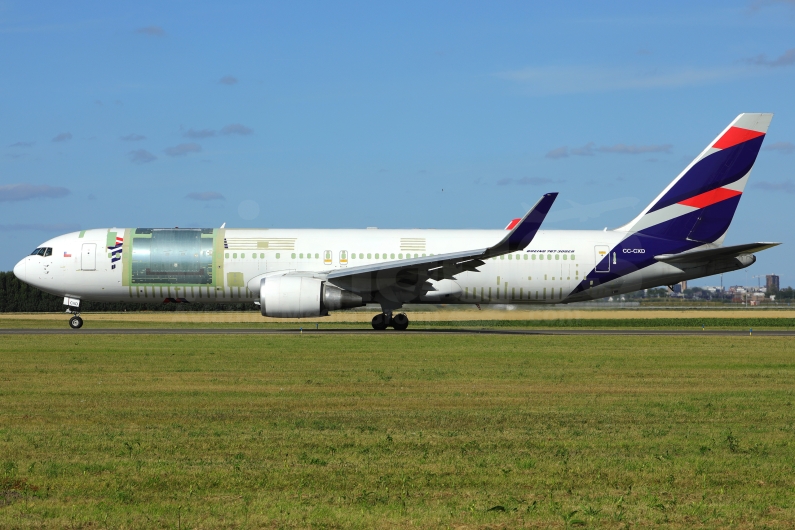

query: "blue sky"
(2, 1), (794, 288)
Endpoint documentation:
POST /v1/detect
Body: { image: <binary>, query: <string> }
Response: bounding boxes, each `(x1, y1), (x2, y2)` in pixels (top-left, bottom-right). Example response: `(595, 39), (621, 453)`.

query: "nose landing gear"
(64, 297), (83, 329)
(371, 312), (409, 331)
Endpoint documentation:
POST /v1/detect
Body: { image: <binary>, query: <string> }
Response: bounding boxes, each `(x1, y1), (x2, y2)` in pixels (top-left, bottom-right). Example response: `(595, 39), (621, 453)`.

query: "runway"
(1, 328), (792, 336)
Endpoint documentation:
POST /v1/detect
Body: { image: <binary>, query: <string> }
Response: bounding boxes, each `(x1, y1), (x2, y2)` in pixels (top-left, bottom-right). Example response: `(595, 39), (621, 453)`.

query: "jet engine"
(259, 276), (364, 318)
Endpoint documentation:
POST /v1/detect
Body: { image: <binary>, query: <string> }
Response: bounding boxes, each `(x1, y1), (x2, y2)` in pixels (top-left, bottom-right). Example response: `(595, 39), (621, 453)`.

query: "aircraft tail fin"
(617, 113), (772, 244)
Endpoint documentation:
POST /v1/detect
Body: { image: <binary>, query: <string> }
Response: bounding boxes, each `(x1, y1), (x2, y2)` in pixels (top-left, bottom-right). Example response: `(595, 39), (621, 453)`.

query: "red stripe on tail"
(505, 218), (521, 230)
(678, 187), (742, 209)
(713, 127), (765, 150)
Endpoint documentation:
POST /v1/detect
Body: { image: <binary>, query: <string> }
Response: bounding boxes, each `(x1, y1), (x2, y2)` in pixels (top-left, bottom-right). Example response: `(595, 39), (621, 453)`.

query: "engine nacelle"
(260, 276), (363, 318)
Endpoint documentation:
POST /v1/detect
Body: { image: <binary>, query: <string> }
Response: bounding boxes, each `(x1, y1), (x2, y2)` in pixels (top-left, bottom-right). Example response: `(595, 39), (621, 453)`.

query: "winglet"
(486, 193), (558, 257)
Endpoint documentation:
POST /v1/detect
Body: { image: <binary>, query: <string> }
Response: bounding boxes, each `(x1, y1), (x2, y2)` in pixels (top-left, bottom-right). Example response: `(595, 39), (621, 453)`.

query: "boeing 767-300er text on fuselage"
(13, 113), (780, 329)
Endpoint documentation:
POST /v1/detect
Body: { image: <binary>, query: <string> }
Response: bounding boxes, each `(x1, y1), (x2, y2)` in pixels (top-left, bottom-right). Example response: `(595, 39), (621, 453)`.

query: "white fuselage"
(14, 226), (703, 308)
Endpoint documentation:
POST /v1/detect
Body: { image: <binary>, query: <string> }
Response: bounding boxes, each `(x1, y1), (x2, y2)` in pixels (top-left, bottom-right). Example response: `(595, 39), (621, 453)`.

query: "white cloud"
(0, 184), (70, 201)
(744, 48), (795, 68)
(752, 180), (795, 193)
(598, 144), (672, 155)
(764, 141), (795, 154)
(495, 65), (749, 95)
(545, 146), (568, 159)
(570, 142), (595, 156)
(221, 123), (253, 135)
(186, 191), (225, 201)
(129, 149), (157, 164)
(164, 143), (202, 156)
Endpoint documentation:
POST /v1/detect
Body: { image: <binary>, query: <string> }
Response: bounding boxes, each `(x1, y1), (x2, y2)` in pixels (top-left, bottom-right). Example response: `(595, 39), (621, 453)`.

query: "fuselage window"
(225, 253), (229, 258)
(563, 255), (567, 260)
(260, 253), (264, 259)
(547, 254), (552, 260)
(508, 254), (512, 260)
(241, 253), (246, 259)
(531, 254), (536, 260)
(555, 254), (559, 260)
(572, 255), (576, 261)
(276, 253), (280, 259)
(500, 255), (504, 260)
(360, 253), (365, 259)
(391, 253), (395, 259)
(375, 253), (379, 259)
(233, 253), (237, 259)
(300, 253), (304, 259)
(291, 253), (296, 259)
(315, 253), (319, 259)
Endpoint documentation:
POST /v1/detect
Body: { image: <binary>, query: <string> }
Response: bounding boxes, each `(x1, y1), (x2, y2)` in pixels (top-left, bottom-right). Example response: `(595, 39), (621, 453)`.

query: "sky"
(1, 0), (795, 288)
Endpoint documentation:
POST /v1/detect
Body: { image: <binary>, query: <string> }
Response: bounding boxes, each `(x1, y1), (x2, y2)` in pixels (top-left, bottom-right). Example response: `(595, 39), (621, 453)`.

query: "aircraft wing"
(655, 242), (780, 264)
(323, 193), (558, 300)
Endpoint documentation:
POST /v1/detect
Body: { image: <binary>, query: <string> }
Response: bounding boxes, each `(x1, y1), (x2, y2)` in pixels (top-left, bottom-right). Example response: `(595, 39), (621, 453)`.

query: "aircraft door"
(594, 245), (609, 273)
(339, 250), (348, 267)
(81, 243), (97, 271)
(323, 250), (332, 265)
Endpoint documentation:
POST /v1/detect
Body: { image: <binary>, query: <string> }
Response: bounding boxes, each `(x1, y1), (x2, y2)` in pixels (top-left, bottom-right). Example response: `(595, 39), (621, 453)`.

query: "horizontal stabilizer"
(655, 242), (780, 264)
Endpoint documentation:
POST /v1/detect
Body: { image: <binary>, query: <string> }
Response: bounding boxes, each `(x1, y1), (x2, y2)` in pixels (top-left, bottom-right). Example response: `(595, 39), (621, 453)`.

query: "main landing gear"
(68, 315), (83, 329)
(371, 312), (409, 331)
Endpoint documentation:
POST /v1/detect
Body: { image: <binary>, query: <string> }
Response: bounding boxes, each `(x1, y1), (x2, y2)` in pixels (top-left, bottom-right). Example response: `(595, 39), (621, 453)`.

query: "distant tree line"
(772, 287), (795, 300)
(0, 272), (257, 312)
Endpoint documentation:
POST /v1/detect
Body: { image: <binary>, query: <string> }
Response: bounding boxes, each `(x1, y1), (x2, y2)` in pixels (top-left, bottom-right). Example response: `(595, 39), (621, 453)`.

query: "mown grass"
(2, 316), (795, 330)
(1, 334), (795, 528)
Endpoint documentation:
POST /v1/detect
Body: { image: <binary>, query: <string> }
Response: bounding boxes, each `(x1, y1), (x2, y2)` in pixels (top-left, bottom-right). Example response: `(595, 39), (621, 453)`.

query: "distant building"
(668, 280), (687, 294)
(766, 274), (780, 292)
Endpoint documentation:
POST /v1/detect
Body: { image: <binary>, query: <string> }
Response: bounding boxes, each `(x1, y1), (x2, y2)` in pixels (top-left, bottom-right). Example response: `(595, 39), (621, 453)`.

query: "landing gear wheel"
(69, 316), (83, 329)
(391, 313), (409, 331)
(371, 313), (389, 330)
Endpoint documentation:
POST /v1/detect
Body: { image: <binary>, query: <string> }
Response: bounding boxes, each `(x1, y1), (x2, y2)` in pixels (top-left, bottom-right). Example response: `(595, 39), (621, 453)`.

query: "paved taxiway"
(1, 328), (793, 336)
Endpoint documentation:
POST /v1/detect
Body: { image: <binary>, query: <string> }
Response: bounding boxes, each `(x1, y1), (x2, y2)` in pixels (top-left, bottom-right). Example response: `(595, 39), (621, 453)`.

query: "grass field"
(3, 309), (795, 330)
(1, 333), (795, 528)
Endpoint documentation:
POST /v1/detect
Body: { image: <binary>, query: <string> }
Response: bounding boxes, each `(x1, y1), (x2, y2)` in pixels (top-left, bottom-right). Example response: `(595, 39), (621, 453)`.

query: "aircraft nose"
(13, 258), (26, 282)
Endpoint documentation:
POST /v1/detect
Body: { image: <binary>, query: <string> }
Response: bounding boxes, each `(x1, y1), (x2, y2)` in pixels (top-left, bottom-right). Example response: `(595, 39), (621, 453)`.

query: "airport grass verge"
(1, 334), (794, 527)
(1, 316), (795, 330)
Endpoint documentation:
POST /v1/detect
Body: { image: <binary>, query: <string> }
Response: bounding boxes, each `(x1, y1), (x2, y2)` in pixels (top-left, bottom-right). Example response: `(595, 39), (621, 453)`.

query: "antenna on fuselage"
(220, 222), (226, 228)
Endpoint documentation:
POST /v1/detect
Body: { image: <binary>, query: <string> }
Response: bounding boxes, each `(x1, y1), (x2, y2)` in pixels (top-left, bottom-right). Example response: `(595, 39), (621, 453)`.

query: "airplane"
(13, 113), (780, 330)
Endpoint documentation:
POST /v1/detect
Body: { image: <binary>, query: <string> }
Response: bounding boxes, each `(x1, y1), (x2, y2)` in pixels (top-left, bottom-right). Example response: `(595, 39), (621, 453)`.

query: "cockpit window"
(30, 248), (42, 255)
(43, 248), (52, 257)
(30, 247), (52, 256)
